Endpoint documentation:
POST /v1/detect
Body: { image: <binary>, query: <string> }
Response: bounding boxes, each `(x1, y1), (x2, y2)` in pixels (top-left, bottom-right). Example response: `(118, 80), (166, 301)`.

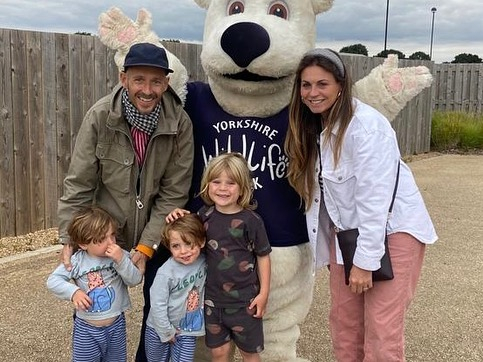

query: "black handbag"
(338, 229), (393, 285)
(337, 162), (400, 286)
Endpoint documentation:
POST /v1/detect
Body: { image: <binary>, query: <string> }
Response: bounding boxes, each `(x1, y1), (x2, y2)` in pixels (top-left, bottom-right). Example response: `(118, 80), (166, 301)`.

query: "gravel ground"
(1, 153), (482, 361)
(0, 228), (58, 258)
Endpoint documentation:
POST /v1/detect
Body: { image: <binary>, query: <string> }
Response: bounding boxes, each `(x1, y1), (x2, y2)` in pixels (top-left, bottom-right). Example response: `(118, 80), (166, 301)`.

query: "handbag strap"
(388, 161), (400, 215)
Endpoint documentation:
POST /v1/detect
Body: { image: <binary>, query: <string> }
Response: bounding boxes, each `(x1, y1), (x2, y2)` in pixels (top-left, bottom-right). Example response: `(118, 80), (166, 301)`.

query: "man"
(57, 42), (193, 359)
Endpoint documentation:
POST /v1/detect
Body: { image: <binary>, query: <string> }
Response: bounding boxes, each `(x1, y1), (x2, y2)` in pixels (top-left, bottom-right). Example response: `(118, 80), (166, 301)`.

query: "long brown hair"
(285, 49), (354, 210)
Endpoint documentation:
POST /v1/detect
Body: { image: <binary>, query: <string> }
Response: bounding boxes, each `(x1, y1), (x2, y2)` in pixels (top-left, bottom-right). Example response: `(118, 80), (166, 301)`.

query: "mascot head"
(194, 0), (333, 117)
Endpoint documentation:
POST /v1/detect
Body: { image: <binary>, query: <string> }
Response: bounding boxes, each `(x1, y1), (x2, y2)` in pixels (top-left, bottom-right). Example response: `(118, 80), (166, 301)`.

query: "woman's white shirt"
(306, 99), (437, 272)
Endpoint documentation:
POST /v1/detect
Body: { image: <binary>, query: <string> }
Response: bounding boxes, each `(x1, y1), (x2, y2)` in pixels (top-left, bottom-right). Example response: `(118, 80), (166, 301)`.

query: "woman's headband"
(304, 48), (345, 77)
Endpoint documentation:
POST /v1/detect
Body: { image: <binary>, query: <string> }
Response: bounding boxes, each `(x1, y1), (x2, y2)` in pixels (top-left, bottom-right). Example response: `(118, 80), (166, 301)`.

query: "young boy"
(47, 206), (143, 362)
(168, 153), (272, 362)
(145, 213), (207, 362)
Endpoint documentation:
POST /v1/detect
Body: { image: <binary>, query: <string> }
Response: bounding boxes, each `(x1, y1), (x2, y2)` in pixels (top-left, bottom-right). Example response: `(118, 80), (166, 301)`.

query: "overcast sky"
(2, 0), (482, 64)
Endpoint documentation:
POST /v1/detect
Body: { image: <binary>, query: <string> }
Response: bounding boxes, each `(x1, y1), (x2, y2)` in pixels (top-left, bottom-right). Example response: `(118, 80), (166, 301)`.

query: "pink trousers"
(329, 232), (426, 362)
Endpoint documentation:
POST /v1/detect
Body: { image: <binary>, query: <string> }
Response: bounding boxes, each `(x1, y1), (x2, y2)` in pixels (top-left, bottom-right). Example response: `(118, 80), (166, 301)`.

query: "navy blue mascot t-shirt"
(185, 82), (308, 247)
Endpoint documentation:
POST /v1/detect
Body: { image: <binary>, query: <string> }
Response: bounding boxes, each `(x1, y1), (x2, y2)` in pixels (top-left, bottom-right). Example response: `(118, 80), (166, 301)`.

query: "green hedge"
(431, 111), (483, 151)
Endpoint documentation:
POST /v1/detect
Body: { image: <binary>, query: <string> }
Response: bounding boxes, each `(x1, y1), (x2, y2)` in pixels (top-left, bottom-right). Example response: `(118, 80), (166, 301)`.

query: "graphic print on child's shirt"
(179, 286), (203, 332)
(86, 270), (115, 312)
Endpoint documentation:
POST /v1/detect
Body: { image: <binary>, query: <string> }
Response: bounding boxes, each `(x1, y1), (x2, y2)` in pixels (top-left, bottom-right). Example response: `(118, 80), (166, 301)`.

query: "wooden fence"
(432, 63), (483, 113)
(0, 27), (471, 238)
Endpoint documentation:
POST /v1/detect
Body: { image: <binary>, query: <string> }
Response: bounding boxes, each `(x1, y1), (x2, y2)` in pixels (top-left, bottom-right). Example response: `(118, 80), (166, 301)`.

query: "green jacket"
(58, 84), (194, 251)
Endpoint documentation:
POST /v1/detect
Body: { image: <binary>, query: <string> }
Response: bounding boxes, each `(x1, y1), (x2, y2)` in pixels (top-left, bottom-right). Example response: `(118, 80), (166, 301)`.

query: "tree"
(340, 44), (368, 56)
(451, 53), (482, 63)
(409, 51), (430, 60)
(75, 32), (92, 36)
(375, 49), (405, 59)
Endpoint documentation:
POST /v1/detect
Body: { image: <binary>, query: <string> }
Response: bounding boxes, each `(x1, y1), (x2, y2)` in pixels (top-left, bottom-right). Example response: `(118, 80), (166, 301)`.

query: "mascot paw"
(98, 7), (138, 51)
(98, 7), (172, 72)
(355, 54), (433, 121)
(98, 7), (160, 53)
(382, 55), (433, 104)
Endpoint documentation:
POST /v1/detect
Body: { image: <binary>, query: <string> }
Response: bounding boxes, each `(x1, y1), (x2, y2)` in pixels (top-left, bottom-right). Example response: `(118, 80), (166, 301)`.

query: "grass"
(431, 111), (483, 151)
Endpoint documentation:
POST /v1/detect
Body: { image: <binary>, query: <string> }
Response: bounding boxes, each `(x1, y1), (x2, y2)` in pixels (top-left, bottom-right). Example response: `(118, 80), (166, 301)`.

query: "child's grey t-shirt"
(146, 255), (207, 342)
(47, 249), (143, 321)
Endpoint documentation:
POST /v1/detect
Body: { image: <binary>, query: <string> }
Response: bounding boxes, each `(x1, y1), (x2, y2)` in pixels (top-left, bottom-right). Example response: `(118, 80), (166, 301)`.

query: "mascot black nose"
(221, 22), (270, 68)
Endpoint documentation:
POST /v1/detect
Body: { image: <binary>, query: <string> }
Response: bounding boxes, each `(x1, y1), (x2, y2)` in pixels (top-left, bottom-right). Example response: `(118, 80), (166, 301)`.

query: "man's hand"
(60, 244), (74, 272)
(131, 250), (149, 274)
(166, 208), (190, 223)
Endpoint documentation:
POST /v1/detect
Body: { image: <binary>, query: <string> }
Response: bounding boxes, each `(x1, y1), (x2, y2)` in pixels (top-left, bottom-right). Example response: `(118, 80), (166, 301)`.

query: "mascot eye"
(227, 1), (245, 15)
(268, 2), (289, 19)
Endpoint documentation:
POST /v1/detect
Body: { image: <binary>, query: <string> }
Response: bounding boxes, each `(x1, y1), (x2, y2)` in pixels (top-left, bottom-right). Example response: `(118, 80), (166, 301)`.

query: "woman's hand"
(349, 265), (373, 294)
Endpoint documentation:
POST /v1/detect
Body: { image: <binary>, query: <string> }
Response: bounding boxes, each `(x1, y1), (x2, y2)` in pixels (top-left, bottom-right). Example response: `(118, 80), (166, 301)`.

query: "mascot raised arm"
(99, 1), (432, 361)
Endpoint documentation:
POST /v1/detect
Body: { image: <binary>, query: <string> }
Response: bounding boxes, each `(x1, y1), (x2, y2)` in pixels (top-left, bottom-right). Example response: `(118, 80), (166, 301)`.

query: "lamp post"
(429, 7), (437, 60)
(384, 0), (390, 51)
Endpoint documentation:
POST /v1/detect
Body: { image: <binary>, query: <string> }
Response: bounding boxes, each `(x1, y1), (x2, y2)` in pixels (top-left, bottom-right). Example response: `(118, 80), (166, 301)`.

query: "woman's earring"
(337, 91), (341, 97)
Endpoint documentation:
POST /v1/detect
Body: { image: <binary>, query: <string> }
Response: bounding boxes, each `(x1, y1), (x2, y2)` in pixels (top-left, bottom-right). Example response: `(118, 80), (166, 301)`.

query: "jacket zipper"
(133, 148), (145, 248)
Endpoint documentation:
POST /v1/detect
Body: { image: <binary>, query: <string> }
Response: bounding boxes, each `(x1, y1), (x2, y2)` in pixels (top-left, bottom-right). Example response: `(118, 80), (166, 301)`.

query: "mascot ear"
(193, 0), (211, 9)
(312, 0), (334, 14)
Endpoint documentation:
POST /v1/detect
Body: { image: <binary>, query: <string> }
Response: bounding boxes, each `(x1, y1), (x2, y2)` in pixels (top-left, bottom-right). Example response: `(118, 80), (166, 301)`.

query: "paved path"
(1, 154), (482, 361)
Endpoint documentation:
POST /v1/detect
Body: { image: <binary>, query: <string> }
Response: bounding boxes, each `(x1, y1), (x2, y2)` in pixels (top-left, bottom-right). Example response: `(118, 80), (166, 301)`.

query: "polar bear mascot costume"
(98, 1), (432, 361)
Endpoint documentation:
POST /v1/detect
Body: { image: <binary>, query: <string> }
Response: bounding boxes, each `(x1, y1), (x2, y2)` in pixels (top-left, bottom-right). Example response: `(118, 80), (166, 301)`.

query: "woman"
(284, 48), (437, 361)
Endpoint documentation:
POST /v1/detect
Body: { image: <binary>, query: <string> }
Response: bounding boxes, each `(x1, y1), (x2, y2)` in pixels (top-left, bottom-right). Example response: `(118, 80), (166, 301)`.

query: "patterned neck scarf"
(121, 89), (160, 136)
